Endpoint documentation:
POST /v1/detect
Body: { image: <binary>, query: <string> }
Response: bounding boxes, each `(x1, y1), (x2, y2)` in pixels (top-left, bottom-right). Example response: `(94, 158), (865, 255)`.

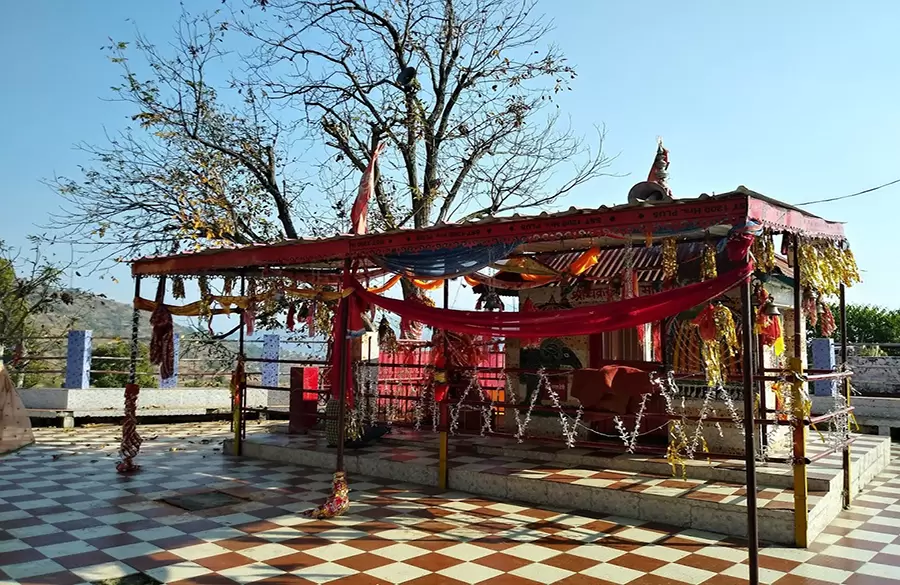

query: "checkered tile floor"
(1, 422), (898, 585)
(246, 431), (827, 512)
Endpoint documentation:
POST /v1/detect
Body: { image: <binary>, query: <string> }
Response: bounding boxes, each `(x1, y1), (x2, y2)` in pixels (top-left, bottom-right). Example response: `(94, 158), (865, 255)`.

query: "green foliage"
(91, 341), (158, 388)
(813, 303), (900, 356)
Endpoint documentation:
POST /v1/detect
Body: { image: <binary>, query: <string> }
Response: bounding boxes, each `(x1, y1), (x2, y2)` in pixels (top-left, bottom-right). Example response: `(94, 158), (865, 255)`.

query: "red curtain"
(351, 260), (752, 339)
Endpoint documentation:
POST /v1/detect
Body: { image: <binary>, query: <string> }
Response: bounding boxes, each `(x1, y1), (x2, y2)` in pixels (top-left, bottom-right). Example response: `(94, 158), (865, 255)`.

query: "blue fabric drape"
(375, 241), (521, 278)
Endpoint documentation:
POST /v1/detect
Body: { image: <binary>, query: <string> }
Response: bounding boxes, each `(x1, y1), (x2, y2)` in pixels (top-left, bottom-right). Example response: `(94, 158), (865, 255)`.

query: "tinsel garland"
(378, 316), (399, 353)
(449, 375), (479, 436)
(511, 373), (541, 443)
(544, 376), (582, 448)
(171, 276), (186, 300)
(799, 239), (861, 296)
(751, 231), (776, 273)
(623, 245), (635, 299)
(700, 243), (717, 280)
(662, 238), (678, 282)
(612, 392), (651, 454)
(694, 304), (740, 387)
(481, 396), (494, 437)
(198, 275), (212, 318)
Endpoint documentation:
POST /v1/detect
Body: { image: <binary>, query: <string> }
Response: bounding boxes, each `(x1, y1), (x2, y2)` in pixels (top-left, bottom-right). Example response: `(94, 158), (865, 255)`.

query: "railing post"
(262, 334), (281, 388)
(65, 330), (92, 389)
(159, 334), (180, 388)
(811, 338), (836, 396)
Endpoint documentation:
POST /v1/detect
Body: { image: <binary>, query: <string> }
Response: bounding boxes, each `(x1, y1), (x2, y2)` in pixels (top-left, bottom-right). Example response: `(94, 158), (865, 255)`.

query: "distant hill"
(33, 288), (191, 340)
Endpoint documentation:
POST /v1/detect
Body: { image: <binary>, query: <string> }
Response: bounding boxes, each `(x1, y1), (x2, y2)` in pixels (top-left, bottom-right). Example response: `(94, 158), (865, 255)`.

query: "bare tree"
(47, 11), (322, 268)
(240, 0), (612, 231)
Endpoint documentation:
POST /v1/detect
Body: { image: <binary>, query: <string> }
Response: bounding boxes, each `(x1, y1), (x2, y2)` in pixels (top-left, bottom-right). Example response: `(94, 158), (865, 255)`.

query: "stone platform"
(224, 428), (892, 546)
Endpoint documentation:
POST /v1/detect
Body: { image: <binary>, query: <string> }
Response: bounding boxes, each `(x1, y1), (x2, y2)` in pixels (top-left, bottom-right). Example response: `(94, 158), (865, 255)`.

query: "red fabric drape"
(352, 260), (752, 339)
(328, 272), (368, 409)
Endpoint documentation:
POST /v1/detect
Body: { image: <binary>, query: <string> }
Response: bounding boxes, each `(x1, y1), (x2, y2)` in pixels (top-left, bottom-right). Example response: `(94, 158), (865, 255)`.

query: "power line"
(796, 178), (900, 206)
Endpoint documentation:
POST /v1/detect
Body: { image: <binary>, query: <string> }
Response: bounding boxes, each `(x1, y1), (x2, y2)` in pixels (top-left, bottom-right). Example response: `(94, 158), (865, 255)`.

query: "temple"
(121, 177), (888, 582)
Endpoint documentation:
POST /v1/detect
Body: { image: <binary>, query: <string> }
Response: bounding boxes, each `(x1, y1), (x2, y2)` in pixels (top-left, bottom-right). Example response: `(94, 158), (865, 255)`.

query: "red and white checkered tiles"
(0, 421), (898, 585)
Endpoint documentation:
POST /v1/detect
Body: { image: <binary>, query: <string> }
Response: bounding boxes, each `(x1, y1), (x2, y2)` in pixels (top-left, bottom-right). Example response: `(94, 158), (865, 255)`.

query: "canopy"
(130, 187), (845, 277)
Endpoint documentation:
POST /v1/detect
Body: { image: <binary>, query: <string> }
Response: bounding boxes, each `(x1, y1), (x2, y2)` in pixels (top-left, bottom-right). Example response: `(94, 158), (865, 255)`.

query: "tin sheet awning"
(130, 187), (845, 277)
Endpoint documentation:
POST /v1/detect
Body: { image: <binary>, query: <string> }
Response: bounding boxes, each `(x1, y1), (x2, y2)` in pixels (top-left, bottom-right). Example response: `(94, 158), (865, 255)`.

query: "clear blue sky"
(1, 1), (898, 306)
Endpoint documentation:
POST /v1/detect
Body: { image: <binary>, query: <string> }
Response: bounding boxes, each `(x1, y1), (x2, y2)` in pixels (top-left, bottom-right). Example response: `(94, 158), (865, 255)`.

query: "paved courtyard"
(1, 421), (899, 585)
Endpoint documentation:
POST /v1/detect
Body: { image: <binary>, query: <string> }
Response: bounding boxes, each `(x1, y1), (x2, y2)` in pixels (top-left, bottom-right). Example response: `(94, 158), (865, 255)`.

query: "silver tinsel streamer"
(449, 375), (479, 436)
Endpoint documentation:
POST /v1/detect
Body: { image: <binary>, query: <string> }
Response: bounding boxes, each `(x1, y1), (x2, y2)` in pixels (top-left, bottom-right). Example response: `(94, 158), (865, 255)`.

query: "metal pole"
(234, 277), (245, 455)
(335, 259), (352, 473)
(757, 332), (768, 454)
(791, 234), (809, 547)
(439, 280), (450, 490)
(840, 283), (851, 508)
(740, 280), (760, 585)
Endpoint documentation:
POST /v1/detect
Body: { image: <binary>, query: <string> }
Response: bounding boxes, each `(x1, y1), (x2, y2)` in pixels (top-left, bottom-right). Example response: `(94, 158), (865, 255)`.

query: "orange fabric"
(570, 366), (656, 411)
(568, 247), (600, 276)
(367, 274), (403, 294)
(521, 274), (556, 284)
(411, 278), (444, 291)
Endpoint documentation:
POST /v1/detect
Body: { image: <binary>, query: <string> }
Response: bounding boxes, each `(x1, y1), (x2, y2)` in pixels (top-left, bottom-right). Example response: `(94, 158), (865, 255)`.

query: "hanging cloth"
(352, 257), (752, 339)
(374, 241), (521, 278)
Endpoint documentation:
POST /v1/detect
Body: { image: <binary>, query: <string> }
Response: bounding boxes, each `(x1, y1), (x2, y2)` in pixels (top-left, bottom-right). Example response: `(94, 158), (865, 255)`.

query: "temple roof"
(130, 187), (844, 277)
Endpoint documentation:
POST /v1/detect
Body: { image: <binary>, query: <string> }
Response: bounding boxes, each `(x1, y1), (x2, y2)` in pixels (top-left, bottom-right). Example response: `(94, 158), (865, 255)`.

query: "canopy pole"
(840, 283), (852, 509)
(439, 280), (450, 490)
(233, 277), (246, 456)
(335, 259), (352, 473)
(791, 234), (809, 547)
(740, 280), (760, 585)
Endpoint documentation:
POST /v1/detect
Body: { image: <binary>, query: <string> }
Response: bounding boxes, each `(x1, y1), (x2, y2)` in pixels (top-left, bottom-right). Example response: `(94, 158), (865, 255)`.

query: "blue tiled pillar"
(262, 334), (280, 388)
(65, 330), (92, 389)
(811, 338), (836, 396)
(159, 334), (180, 388)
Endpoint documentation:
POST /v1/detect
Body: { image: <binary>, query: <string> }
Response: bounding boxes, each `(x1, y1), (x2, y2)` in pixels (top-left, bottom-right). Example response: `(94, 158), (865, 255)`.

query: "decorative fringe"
(171, 276), (186, 300)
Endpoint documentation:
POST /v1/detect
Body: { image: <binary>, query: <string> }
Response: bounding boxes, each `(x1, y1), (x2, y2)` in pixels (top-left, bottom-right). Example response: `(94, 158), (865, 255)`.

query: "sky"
(1, 1), (899, 308)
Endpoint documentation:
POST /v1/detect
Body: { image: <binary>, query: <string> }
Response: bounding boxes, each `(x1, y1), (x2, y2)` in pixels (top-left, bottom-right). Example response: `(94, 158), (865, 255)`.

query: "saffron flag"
(350, 142), (387, 235)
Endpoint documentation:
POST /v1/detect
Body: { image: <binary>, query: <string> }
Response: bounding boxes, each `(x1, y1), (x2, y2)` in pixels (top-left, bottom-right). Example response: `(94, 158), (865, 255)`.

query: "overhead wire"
(796, 178), (900, 206)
